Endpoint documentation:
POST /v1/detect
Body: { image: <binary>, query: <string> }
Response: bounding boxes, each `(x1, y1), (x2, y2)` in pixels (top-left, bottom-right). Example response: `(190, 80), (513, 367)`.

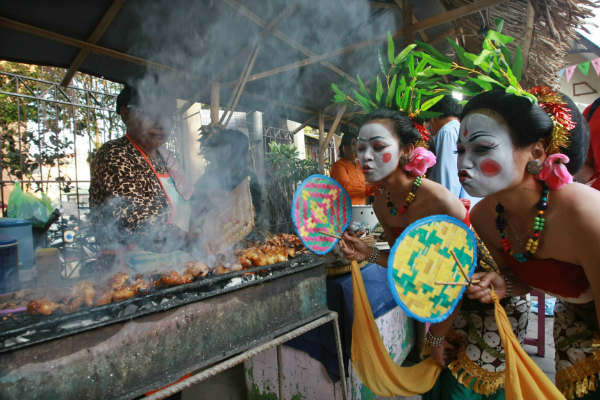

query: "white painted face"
(357, 122), (401, 182)
(457, 111), (519, 197)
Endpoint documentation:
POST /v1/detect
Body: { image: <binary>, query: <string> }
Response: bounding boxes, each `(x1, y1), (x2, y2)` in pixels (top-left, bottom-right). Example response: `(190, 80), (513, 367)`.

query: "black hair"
(116, 85), (139, 114)
(429, 95), (462, 118)
(338, 132), (356, 157)
(361, 108), (421, 146)
(462, 90), (589, 174)
(202, 128), (249, 150)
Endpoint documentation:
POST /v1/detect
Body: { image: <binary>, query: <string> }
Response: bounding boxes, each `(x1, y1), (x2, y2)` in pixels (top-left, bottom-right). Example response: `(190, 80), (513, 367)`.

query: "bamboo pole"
(222, 45), (260, 127)
(60, 0), (126, 87)
(319, 105), (346, 157)
(0, 16), (174, 72)
(215, 1), (299, 83)
(318, 112), (325, 173)
(521, 1), (536, 79)
(210, 82), (220, 124)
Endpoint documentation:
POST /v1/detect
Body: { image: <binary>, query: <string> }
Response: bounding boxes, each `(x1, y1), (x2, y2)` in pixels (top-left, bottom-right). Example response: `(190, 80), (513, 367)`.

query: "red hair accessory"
(528, 86), (576, 155)
(412, 121), (431, 143)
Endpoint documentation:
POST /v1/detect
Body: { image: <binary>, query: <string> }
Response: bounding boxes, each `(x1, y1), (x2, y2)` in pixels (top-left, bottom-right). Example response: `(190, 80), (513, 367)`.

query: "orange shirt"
(330, 158), (368, 205)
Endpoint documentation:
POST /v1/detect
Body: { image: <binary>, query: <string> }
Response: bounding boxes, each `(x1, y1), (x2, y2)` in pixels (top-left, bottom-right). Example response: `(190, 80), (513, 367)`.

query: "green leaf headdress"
(331, 33), (462, 143)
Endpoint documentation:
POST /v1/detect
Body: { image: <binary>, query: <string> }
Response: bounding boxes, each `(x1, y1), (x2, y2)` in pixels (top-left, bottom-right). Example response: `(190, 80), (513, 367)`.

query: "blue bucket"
(0, 218), (34, 269)
(0, 234), (19, 294)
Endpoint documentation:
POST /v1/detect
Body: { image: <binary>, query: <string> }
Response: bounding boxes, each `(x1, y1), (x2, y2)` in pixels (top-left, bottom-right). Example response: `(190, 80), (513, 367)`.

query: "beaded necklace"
(385, 175), (423, 216)
(495, 182), (549, 263)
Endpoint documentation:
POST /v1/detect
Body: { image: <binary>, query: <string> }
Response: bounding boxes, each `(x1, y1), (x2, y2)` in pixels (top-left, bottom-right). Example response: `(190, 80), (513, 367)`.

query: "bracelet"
(503, 273), (513, 298)
(366, 247), (380, 264)
(425, 330), (445, 347)
(501, 272), (513, 298)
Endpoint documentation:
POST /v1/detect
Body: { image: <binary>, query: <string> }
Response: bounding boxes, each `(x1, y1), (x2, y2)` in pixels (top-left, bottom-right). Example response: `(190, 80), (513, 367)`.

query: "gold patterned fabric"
(554, 299), (600, 399)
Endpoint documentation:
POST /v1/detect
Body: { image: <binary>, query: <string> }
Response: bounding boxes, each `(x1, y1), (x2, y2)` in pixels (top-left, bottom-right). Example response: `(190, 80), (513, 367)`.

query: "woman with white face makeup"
(460, 89), (600, 399)
(338, 108), (468, 373)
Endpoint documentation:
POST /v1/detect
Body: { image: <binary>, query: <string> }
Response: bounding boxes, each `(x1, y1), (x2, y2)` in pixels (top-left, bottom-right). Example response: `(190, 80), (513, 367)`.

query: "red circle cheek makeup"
(382, 152), (392, 163)
(480, 159), (502, 177)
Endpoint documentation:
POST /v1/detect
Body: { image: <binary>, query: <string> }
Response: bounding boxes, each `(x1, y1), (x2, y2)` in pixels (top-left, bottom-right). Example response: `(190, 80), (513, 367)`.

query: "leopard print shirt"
(90, 136), (184, 250)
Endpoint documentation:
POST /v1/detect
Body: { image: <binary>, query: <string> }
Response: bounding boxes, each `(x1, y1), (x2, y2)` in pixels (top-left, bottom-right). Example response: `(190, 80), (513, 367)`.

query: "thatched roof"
(443, 0), (598, 88)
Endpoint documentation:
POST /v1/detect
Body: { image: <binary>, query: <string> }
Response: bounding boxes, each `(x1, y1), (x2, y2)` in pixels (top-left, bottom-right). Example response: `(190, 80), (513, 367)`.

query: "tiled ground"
(524, 298), (557, 383)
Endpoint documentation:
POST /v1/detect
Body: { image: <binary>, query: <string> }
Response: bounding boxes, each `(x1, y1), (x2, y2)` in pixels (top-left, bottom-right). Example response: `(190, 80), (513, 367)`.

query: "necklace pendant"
(389, 207), (398, 216)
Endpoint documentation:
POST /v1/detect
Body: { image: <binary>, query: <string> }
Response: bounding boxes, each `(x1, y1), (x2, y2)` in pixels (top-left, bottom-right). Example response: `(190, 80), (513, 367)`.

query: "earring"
(526, 160), (542, 175)
(399, 154), (410, 166)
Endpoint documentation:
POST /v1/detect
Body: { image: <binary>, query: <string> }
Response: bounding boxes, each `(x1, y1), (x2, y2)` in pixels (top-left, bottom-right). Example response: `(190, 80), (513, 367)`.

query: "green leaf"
(447, 38), (475, 69)
(478, 74), (505, 87)
(482, 38), (493, 51)
(415, 41), (453, 63)
(357, 74), (370, 97)
(376, 76), (384, 103)
(401, 89), (410, 111)
(486, 30), (514, 46)
(415, 58), (428, 74)
(395, 84), (403, 108)
(398, 75), (407, 92)
(385, 74), (397, 107)
(474, 49), (493, 67)
(413, 52), (452, 69)
(333, 93), (346, 103)
(506, 66), (519, 88)
(387, 32), (395, 64)
(331, 83), (344, 96)
(353, 89), (374, 112)
(394, 44), (417, 65)
(420, 94), (445, 112)
(494, 18), (504, 33)
(408, 54), (415, 77)
(414, 89), (422, 111)
(512, 44), (523, 81)
(468, 77), (493, 91)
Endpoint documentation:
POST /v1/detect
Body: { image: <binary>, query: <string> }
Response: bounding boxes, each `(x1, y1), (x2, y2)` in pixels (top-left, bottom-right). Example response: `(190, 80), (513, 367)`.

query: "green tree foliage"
(0, 62), (122, 193)
(264, 142), (319, 232)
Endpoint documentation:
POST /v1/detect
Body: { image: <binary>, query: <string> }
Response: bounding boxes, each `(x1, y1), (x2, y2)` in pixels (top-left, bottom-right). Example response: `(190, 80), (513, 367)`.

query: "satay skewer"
(450, 250), (472, 283)
(318, 231), (342, 240)
(435, 280), (481, 286)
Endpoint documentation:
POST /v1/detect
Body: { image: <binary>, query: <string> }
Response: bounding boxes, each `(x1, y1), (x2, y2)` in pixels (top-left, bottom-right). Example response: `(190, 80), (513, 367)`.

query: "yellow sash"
(350, 260), (565, 399)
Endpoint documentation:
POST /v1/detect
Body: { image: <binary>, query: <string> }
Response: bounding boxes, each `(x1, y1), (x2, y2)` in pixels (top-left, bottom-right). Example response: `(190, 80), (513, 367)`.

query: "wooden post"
(210, 82), (220, 124)
(319, 106), (346, 166)
(60, 0), (125, 87)
(521, 1), (536, 79)
(403, 0), (414, 43)
(318, 112), (325, 173)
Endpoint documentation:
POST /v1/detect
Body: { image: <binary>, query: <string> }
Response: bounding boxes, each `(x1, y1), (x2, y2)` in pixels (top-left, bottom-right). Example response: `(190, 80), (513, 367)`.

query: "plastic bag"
(6, 183), (54, 228)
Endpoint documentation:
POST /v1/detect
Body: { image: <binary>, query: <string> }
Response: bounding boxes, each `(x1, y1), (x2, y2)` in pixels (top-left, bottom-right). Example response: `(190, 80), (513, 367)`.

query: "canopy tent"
(0, 0), (595, 132)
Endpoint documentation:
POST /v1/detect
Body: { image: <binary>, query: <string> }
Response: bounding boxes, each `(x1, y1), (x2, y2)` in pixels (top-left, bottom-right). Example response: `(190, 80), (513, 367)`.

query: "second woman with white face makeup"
(459, 89), (600, 399)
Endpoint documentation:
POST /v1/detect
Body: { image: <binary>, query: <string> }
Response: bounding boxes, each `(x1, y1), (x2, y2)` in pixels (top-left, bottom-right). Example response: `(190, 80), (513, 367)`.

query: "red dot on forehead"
(382, 152), (392, 163)
(480, 159), (502, 177)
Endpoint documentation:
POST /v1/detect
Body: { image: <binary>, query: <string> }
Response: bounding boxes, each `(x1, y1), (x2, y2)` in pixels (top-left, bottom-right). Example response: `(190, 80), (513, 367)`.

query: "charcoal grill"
(0, 253), (326, 400)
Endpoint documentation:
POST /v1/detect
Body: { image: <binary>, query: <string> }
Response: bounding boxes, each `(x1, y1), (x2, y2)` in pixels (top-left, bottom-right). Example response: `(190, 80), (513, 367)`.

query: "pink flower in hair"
(403, 147), (436, 177)
(535, 153), (573, 190)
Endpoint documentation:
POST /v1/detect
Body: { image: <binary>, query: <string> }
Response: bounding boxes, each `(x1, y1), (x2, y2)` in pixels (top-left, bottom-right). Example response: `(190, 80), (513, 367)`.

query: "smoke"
(90, 0), (407, 272)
